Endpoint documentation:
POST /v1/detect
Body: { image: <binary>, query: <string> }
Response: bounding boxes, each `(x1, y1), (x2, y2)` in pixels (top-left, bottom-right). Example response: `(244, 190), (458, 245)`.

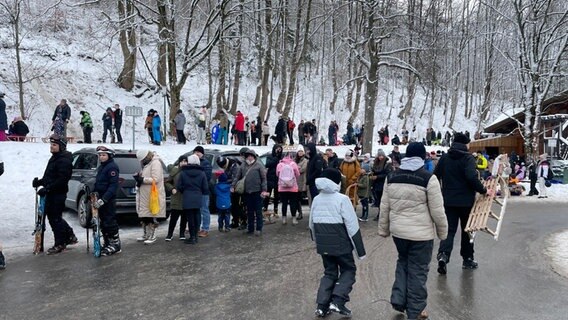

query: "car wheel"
(78, 193), (92, 228)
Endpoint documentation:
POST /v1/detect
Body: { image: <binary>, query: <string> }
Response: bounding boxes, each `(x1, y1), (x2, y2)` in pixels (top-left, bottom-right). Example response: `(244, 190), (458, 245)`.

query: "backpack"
(279, 162), (296, 188)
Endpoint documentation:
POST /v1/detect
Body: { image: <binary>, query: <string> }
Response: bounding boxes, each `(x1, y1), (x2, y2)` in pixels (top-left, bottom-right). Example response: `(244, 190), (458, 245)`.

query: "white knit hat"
(187, 154), (200, 165)
(296, 145), (304, 153)
(136, 150), (150, 162)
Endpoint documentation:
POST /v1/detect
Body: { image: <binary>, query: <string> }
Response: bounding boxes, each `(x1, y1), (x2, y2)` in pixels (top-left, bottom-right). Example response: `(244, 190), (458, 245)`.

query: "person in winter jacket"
(389, 146), (402, 170)
(276, 152), (301, 225)
(173, 109), (186, 144)
(339, 150), (361, 202)
(231, 149), (269, 235)
(196, 107), (207, 145)
(424, 153), (434, 173)
(371, 149), (392, 221)
(360, 153), (371, 173)
(235, 111), (245, 146)
(102, 108), (114, 143)
(144, 109), (155, 143)
(262, 121), (270, 146)
(263, 144), (283, 216)
(7, 116), (29, 141)
(306, 143), (324, 203)
(133, 150), (166, 244)
(152, 111), (162, 145)
(93, 145), (121, 256)
(474, 152), (488, 178)
(434, 132), (489, 273)
(379, 142), (448, 320)
(177, 155), (209, 244)
(113, 104), (123, 143)
(215, 173), (232, 232)
(309, 168), (366, 318)
(325, 149), (340, 169)
(79, 111), (93, 143)
(536, 154), (552, 198)
(191, 146), (212, 238)
(165, 156), (188, 241)
(217, 155), (246, 228)
(294, 145), (309, 220)
(327, 121), (336, 146)
(32, 134), (78, 254)
(357, 168), (370, 221)
(51, 99), (71, 138)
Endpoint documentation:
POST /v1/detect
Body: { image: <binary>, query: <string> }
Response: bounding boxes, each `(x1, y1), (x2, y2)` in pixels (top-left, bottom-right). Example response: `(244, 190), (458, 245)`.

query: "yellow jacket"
(476, 155), (488, 170)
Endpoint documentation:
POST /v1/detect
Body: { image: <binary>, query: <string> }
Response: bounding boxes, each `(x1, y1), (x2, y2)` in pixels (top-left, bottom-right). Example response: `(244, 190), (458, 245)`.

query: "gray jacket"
(173, 113), (186, 131)
(231, 159), (267, 194)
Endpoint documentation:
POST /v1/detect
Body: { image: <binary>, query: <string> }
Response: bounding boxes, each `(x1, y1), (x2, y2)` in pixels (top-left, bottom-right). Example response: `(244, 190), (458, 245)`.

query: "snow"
(2, 141), (568, 276)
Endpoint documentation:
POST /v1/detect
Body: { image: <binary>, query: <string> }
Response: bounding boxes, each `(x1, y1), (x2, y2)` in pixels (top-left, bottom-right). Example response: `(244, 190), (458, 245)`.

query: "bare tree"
(116, 0), (137, 91)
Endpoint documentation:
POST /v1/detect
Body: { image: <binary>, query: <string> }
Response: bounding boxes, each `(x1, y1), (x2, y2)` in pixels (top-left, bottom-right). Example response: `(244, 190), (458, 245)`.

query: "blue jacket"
(177, 165), (209, 209)
(94, 158), (119, 202)
(215, 182), (231, 209)
(200, 157), (212, 182)
(424, 158), (434, 173)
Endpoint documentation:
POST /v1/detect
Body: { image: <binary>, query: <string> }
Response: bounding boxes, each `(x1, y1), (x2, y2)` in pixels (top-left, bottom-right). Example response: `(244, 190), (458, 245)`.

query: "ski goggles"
(96, 146), (114, 155)
(49, 134), (67, 147)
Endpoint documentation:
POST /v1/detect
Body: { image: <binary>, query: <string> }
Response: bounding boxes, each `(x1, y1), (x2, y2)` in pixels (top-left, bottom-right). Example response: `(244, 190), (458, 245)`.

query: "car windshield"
(113, 156), (141, 174)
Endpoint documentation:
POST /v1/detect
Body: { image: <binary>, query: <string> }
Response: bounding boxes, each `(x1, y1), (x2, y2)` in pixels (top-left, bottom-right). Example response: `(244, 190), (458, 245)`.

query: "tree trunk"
(117, 0), (137, 91)
(257, 0), (273, 121)
(229, 0), (244, 114)
(157, 1), (167, 88)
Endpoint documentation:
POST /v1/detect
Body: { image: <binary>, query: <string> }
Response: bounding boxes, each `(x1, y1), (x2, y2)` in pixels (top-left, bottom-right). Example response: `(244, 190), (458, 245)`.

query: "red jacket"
(235, 112), (245, 131)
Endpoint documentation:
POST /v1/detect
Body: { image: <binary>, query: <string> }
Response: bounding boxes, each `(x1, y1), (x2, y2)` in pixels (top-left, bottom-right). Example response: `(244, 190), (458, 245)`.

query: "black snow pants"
(45, 194), (75, 247)
(99, 199), (119, 237)
(391, 237), (433, 320)
(438, 206), (474, 261)
(316, 254), (356, 307)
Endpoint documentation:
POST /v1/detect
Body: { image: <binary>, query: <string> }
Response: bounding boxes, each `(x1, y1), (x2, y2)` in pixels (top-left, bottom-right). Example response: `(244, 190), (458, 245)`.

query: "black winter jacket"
(94, 158), (119, 203)
(434, 142), (487, 207)
(327, 154), (340, 169)
(265, 144), (282, 188)
(38, 150), (73, 195)
(306, 143), (324, 186)
(177, 165), (209, 209)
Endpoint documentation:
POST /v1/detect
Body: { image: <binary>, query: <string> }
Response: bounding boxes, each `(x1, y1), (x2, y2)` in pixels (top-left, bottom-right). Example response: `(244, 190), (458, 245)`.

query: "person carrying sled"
(93, 145), (121, 256)
(32, 134), (78, 254)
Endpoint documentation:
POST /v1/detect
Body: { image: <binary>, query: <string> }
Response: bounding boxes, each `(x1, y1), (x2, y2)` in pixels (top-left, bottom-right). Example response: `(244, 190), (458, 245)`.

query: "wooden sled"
(465, 155), (510, 243)
(344, 184), (359, 209)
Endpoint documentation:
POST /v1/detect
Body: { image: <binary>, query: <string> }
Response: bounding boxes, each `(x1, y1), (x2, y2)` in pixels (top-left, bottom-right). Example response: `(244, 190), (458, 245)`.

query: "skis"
(90, 192), (101, 258)
(32, 192), (46, 255)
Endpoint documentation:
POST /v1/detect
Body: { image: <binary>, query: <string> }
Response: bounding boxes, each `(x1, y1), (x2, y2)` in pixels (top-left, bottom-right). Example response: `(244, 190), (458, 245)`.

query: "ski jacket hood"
(448, 142), (470, 159)
(315, 177), (340, 193)
(400, 157), (424, 171)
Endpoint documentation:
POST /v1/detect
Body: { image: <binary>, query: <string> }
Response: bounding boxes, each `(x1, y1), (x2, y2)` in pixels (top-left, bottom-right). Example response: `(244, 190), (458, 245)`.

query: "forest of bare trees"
(1, 0), (567, 155)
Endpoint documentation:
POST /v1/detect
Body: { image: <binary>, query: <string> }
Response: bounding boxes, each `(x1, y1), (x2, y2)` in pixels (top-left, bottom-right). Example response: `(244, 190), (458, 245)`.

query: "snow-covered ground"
(1, 141), (567, 277)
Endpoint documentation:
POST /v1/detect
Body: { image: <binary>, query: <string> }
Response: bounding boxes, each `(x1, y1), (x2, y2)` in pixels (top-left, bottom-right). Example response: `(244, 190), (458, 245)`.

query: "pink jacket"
(276, 157), (300, 192)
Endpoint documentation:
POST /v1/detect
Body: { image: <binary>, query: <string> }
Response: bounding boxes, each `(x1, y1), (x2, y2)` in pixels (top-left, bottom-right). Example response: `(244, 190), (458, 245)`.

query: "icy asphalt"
(0, 202), (566, 320)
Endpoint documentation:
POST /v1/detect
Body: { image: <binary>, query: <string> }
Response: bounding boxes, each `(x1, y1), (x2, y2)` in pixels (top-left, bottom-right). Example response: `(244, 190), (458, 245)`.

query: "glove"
(93, 199), (105, 209)
(32, 177), (41, 188)
(37, 188), (48, 197)
(133, 174), (144, 187)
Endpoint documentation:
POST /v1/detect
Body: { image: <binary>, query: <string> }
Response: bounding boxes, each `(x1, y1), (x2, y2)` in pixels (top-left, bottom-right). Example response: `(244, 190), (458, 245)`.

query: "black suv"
(66, 148), (169, 227)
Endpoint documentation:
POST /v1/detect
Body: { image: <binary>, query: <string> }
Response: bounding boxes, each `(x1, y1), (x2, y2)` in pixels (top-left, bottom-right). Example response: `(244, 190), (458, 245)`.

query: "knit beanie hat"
(188, 154), (200, 165)
(136, 150), (150, 162)
(405, 142), (426, 160)
(320, 168), (342, 184)
(453, 132), (470, 144)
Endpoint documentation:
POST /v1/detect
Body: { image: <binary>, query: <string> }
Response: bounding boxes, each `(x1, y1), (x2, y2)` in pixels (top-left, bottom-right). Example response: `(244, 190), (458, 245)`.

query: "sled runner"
(344, 184), (359, 209)
(465, 155), (510, 243)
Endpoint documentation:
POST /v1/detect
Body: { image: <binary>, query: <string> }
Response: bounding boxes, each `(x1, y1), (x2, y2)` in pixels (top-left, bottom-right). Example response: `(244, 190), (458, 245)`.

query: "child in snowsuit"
(309, 168), (366, 318)
(215, 173), (232, 232)
(357, 168), (370, 221)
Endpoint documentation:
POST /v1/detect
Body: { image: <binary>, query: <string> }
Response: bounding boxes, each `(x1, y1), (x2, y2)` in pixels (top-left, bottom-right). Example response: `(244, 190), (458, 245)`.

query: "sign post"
(125, 106), (144, 151)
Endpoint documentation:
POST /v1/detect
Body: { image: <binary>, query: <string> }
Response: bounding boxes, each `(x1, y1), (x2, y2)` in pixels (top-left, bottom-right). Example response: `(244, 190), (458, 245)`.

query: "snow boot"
(136, 223), (148, 242)
(462, 258), (478, 270)
(144, 223), (158, 244)
(292, 217), (298, 225)
(314, 304), (331, 318)
(282, 216), (287, 225)
(101, 233), (121, 256)
(46, 244), (66, 255)
(329, 303), (352, 317)
(437, 252), (449, 275)
(66, 234), (78, 246)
